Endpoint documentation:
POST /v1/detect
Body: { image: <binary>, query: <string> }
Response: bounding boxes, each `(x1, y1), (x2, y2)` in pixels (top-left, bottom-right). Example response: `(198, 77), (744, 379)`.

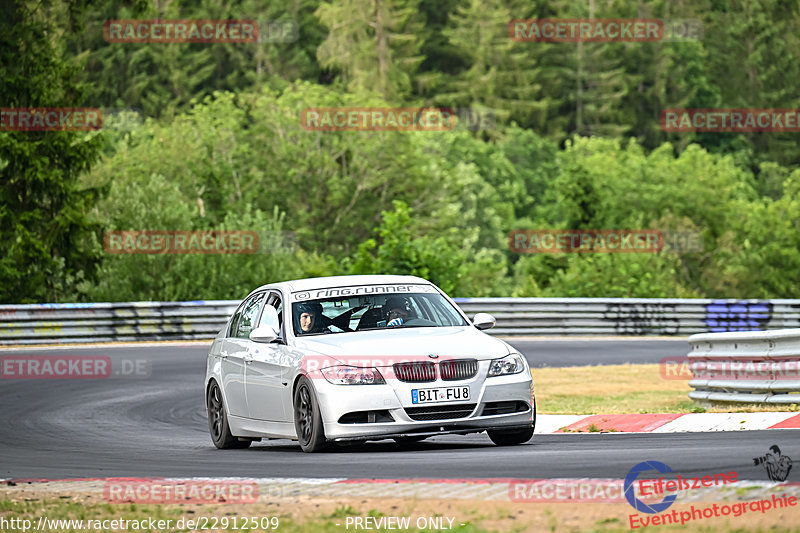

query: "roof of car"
(253, 274), (433, 295)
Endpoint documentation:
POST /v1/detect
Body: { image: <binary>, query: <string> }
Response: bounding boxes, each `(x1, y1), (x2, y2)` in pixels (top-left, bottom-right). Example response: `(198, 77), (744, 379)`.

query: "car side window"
(235, 293), (265, 339)
(275, 301), (283, 328)
(260, 292), (282, 331)
(229, 308), (242, 337)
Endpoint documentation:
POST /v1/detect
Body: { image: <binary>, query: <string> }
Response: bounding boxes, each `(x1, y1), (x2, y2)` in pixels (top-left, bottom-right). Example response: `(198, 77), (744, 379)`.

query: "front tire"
(487, 426), (534, 446)
(207, 381), (250, 449)
(487, 399), (535, 446)
(294, 376), (328, 452)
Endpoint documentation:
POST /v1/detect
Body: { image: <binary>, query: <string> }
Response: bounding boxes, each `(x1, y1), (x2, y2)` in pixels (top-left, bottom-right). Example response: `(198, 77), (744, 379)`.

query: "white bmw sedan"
(205, 275), (535, 452)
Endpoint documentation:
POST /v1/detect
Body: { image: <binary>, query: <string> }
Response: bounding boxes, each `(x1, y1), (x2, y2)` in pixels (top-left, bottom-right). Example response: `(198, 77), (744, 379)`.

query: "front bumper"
(311, 363), (535, 441)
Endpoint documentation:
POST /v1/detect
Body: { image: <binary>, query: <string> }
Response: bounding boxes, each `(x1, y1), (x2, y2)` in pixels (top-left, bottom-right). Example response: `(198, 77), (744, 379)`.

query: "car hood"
(292, 326), (511, 366)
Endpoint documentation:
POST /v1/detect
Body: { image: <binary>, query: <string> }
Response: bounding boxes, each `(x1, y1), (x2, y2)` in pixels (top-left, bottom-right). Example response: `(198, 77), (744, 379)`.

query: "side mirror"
(259, 306), (280, 330)
(250, 326), (280, 343)
(472, 313), (496, 331)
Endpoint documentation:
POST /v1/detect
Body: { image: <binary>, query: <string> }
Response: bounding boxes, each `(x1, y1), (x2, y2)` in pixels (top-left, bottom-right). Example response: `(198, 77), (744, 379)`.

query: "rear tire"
(207, 381), (250, 449)
(294, 376), (328, 452)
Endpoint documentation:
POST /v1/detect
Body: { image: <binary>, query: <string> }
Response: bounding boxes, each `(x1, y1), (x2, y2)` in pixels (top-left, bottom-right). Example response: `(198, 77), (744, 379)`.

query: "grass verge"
(533, 364), (800, 414)
(3, 495), (800, 533)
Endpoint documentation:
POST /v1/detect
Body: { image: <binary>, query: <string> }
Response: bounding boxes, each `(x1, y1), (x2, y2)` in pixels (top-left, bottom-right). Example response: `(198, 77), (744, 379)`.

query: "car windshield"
(291, 291), (467, 336)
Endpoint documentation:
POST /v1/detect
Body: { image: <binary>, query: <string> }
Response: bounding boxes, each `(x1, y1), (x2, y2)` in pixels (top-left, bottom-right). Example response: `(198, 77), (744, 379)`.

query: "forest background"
(2, 0), (800, 303)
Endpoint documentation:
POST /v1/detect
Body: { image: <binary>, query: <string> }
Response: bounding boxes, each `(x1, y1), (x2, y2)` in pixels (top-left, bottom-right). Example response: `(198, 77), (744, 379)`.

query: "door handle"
(244, 353), (255, 364)
(219, 351), (229, 359)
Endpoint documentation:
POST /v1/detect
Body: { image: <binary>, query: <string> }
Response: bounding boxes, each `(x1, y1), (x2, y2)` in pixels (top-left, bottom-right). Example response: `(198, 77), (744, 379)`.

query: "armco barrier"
(688, 329), (800, 405)
(455, 298), (789, 336)
(0, 301), (238, 345)
(0, 297), (798, 345)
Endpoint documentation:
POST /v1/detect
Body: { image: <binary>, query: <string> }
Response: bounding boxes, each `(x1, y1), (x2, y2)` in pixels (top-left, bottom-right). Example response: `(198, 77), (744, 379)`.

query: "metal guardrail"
(0, 297), (796, 345)
(455, 297), (784, 336)
(0, 301), (238, 345)
(688, 329), (800, 405)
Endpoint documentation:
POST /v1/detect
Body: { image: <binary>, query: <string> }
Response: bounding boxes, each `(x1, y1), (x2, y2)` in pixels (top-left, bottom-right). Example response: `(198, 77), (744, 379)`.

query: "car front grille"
(404, 403), (477, 421)
(393, 359), (478, 382)
(393, 361), (436, 382)
(440, 359), (478, 381)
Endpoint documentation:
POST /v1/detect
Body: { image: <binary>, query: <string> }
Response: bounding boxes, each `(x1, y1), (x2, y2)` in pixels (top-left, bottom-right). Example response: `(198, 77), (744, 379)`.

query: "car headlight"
(488, 354), (525, 377)
(320, 365), (386, 385)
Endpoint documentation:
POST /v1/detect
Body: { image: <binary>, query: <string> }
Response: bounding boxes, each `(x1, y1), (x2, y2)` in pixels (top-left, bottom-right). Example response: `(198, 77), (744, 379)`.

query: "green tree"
(544, 0), (633, 138)
(0, 0), (104, 303)
(705, 169), (800, 298)
(348, 199), (512, 297)
(437, 0), (547, 130)
(86, 178), (302, 301)
(316, 0), (424, 100)
(704, 0), (800, 167)
(542, 253), (699, 298)
(65, 0), (323, 119)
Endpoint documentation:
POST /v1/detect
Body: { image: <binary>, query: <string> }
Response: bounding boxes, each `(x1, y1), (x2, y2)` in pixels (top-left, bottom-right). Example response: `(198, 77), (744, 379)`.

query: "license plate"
(411, 386), (470, 404)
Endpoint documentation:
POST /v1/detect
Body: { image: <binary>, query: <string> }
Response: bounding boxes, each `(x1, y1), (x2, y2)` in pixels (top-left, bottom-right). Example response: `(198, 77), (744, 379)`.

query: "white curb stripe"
(653, 412), (799, 433)
(536, 413), (800, 434)
(534, 415), (586, 434)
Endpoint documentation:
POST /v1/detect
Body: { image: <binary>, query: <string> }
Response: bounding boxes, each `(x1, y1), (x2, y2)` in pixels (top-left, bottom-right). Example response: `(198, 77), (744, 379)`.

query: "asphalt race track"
(507, 338), (687, 367)
(1, 342), (796, 481)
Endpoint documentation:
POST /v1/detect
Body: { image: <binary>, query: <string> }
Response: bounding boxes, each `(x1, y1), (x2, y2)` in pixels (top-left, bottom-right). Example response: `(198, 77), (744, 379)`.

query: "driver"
(296, 302), (329, 334)
(384, 296), (412, 327)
